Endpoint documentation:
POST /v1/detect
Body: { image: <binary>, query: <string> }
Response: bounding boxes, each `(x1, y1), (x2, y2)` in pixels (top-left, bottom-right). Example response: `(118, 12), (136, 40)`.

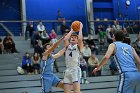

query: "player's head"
(70, 34), (78, 44)
(44, 43), (52, 51)
(123, 37), (131, 45)
(114, 31), (124, 41)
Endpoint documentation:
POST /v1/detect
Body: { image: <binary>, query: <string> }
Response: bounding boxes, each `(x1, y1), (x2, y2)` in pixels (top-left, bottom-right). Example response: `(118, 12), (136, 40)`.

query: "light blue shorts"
(117, 71), (140, 93)
(41, 74), (60, 93)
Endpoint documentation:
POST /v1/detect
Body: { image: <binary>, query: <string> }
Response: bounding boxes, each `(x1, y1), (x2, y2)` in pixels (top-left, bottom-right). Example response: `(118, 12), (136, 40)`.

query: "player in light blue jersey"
(40, 36), (66, 93)
(93, 31), (140, 93)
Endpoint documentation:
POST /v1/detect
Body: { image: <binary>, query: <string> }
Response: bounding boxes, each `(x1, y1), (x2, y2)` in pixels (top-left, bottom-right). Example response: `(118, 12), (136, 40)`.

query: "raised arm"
(43, 36), (64, 56)
(53, 47), (66, 59)
(64, 29), (74, 47)
(78, 23), (84, 51)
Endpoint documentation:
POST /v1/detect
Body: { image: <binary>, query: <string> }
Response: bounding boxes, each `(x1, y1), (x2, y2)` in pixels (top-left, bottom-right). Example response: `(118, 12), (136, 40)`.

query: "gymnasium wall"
(93, 0), (140, 20)
(0, 0), (140, 35)
(0, 0), (21, 36)
(25, 0), (88, 34)
(0, 0), (20, 20)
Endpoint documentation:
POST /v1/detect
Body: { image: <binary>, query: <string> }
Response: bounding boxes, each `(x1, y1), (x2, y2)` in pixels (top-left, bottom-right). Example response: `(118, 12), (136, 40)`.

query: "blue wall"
(26, 0), (88, 34)
(93, 0), (140, 20)
(0, 0), (20, 20)
(0, 0), (21, 36)
(113, 0), (140, 20)
(93, 0), (114, 20)
(0, 0), (140, 36)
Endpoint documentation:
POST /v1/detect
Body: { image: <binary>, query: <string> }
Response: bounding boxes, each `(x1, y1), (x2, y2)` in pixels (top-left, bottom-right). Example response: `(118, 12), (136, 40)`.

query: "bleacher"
(0, 36), (120, 93)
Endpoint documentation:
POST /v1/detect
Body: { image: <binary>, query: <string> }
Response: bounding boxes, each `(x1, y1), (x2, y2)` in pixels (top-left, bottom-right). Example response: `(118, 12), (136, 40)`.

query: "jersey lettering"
(69, 52), (72, 57)
(122, 47), (130, 56)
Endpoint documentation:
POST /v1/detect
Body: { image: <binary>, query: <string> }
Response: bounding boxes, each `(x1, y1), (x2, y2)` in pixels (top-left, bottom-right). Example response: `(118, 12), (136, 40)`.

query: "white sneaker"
(85, 80), (89, 84)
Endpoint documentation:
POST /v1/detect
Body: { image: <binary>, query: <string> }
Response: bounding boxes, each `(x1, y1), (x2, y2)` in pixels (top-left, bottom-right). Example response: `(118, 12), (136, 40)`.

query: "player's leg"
(41, 77), (52, 93)
(64, 83), (73, 93)
(63, 69), (73, 93)
(56, 80), (64, 89)
(71, 67), (81, 93)
(73, 82), (81, 93)
(118, 72), (137, 93)
(134, 72), (140, 93)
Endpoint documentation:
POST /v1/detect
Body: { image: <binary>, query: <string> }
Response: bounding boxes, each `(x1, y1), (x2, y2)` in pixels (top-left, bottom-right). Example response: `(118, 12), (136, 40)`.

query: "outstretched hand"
(64, 28), (74, 41)
(92, 68), (98, 76)
(79, 22), (83, 31)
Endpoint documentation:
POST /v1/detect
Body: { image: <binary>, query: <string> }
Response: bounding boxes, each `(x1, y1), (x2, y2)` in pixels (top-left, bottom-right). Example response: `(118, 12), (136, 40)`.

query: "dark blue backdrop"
(0, 0), (20, 20)
(25, 0), (88, 34)
(0, 0), (140, 35)
(93, 0), (140, 20)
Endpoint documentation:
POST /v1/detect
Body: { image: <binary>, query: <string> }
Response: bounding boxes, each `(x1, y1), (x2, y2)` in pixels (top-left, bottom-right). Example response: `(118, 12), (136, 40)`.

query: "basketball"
(71, 21), (81, 32)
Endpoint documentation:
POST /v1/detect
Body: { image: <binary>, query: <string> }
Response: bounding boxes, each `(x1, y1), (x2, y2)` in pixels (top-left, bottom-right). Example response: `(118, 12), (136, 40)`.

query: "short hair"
(43, 43), (52, 52)
(114, 31), (124, 41)
(123, 37), (131, 45)
(71, 33), (78, 38)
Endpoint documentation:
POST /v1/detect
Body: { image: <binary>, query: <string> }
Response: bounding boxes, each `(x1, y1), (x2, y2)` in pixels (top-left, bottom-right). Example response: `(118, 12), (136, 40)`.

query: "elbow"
(104, 55), (110, 59)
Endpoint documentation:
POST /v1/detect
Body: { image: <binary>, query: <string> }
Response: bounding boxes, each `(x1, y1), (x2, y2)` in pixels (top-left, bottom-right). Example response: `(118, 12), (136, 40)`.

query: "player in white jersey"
(63, 22), (83, 93)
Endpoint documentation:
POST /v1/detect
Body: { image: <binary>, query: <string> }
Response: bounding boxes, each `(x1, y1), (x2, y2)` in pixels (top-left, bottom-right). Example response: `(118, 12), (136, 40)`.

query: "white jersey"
(65, 44), (80, 68)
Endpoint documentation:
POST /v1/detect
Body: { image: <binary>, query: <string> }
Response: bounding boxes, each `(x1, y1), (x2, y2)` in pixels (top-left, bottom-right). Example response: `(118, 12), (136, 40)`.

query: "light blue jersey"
(40, 55), (55, 75)
(113, 42), (140, 93)
(114, 42), (138, 73)
(40, 55), (60, 92)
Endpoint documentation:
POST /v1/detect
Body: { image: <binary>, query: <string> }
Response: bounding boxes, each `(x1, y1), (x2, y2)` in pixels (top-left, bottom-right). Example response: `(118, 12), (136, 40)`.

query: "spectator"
(79, 55), (89, 84)
(132, 35), (140, 56)
(34, 40), (43, 58)
(31, 31), (41, 47)
(61, 20), (69, 35)
(82, 43), (91, 63)
(106, 25), (112, 34)
(57, 10), (64, 35)
(107, 28), (114, 44)
(41, 30), (50, 45)
(88, 54), (101, 76)
(49, 29), (58, 45)
(109, 57), (118, 75)
(25, 21), (35, 40)
(112, 21), (122, 32)
(0, 38), (4, 54)
(98, 29), (106, 51)
(85, 34), (98, 55)
(21, 52), (33, 74)
(3, 34), (18, 53)
(32, 52), (40, 74)
(122, 28), (129, 37)
(37, 20), (45, 34)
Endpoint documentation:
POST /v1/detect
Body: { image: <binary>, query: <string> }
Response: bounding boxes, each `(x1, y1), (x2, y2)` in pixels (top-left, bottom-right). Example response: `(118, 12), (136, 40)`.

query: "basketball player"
(63, 22), (83, 93)
(40, 36), (66, 93)
(93, 31), (140, 93)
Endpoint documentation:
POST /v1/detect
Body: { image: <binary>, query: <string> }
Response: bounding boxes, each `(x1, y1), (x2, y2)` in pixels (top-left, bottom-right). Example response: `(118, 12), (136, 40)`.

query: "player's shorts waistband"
(121, 70), (139, 74)
(66, 66), (80, 68)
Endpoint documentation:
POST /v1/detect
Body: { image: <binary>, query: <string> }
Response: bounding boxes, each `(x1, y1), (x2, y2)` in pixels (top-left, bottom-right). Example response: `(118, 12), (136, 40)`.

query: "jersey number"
(69, 52), (72, 57)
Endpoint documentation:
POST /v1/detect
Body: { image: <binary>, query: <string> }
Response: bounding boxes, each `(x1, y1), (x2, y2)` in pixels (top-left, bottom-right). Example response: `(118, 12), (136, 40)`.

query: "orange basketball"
(71, 21), (81, 32)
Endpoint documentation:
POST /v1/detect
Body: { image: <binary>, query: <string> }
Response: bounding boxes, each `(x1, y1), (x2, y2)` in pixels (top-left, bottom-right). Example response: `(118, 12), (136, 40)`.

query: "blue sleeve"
(27, 58), (32, 64)
(22, 57), (26, 66)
